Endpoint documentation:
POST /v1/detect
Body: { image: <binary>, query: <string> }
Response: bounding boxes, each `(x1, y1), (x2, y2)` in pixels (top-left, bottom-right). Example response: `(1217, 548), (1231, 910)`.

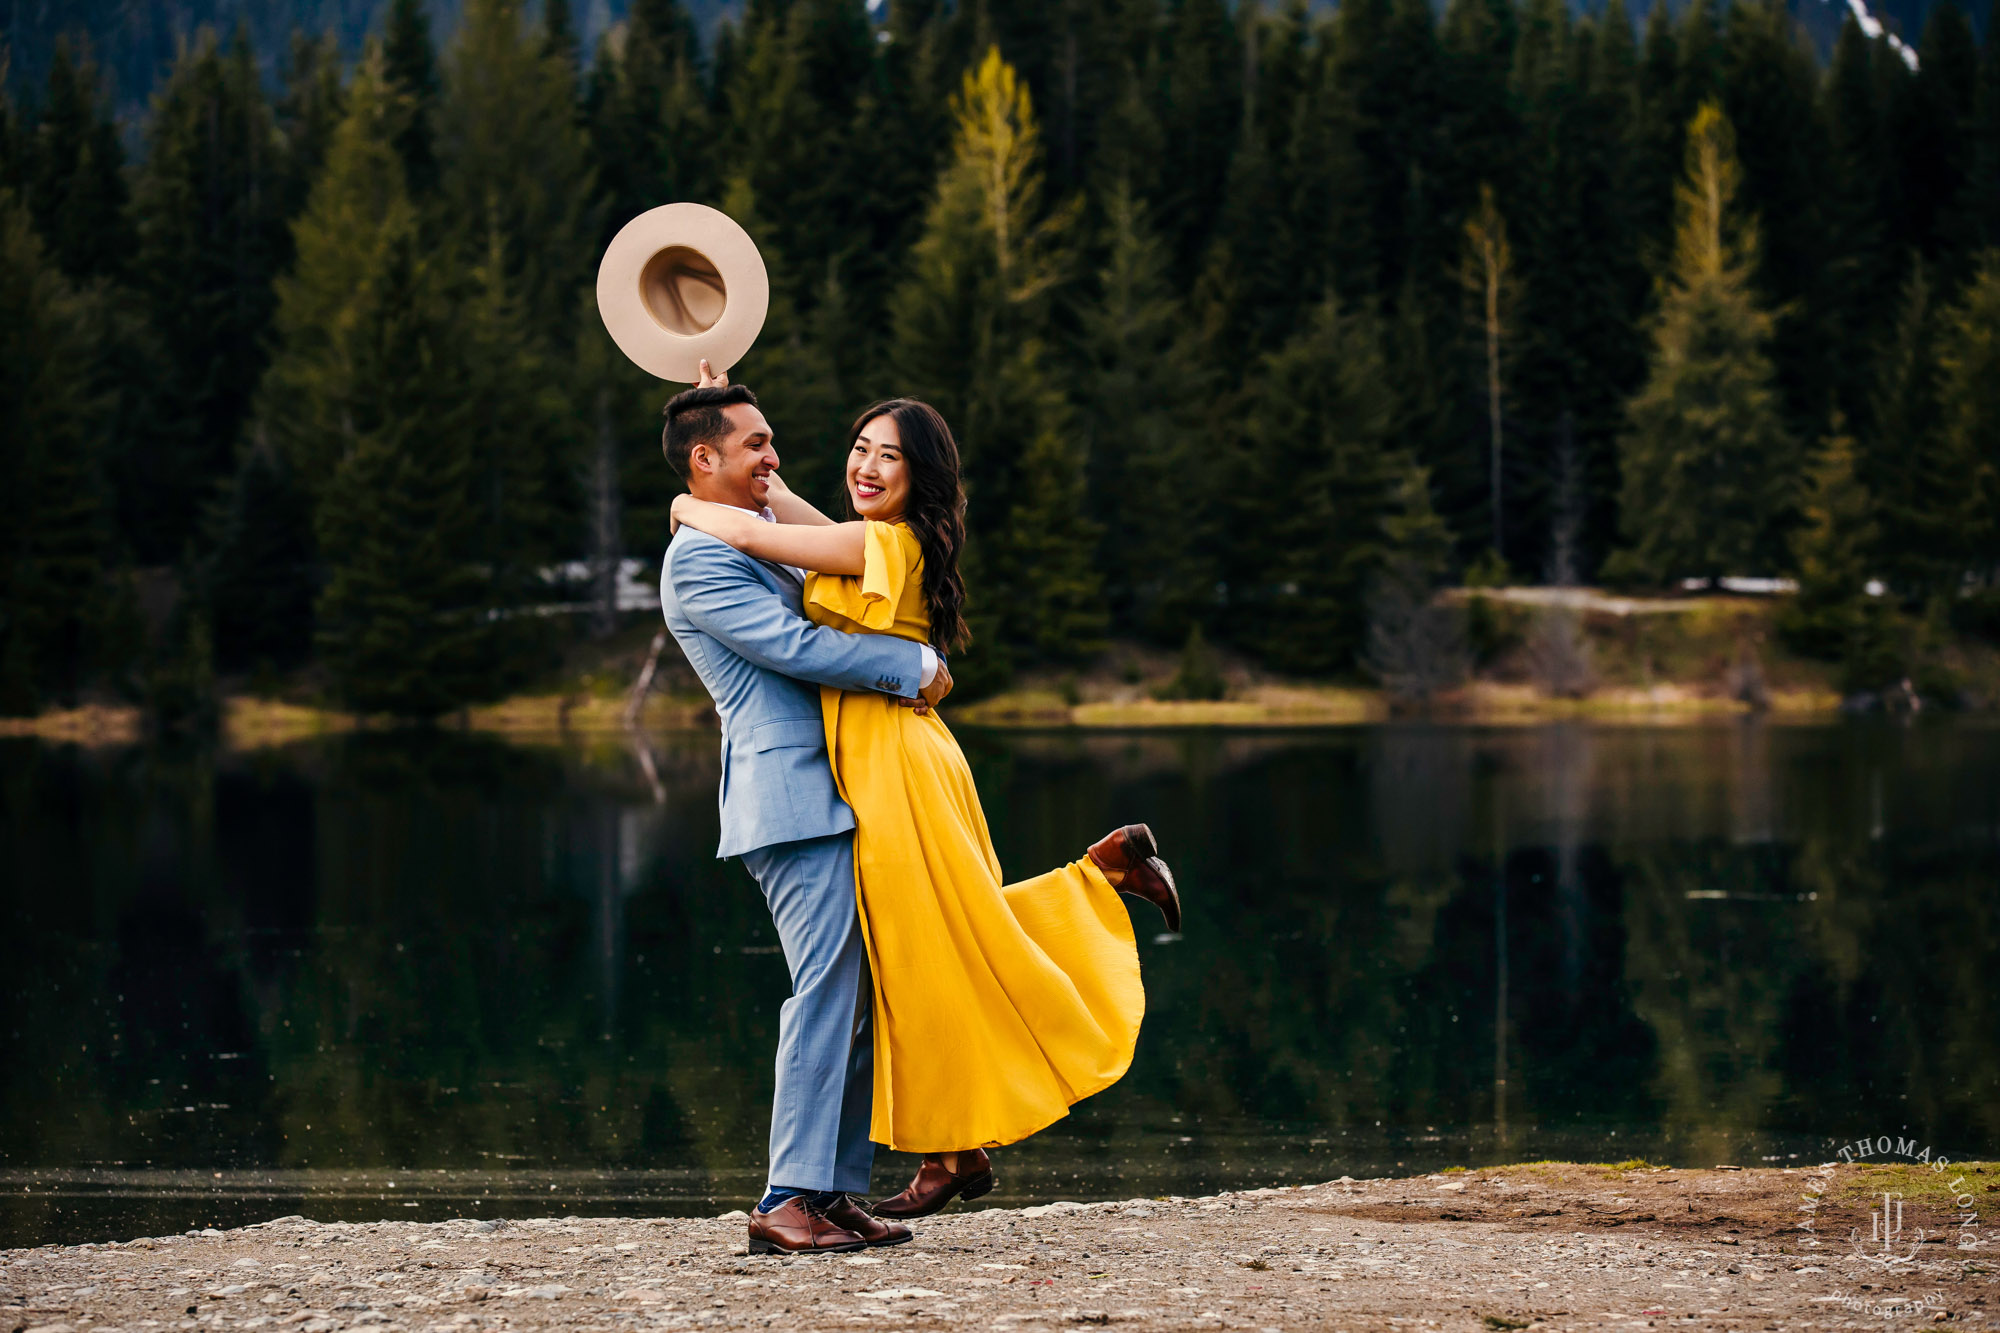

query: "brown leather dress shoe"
(824, 1193), (913, 1246)
(1087, 823), (1181, 933)
(746, 1197), (867, 1254)
(870, 1150), (996, 1220)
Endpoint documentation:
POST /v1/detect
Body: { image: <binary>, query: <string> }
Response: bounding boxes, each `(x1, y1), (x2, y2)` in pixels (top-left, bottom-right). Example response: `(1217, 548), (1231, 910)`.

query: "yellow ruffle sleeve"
(805, 520), (920, 634)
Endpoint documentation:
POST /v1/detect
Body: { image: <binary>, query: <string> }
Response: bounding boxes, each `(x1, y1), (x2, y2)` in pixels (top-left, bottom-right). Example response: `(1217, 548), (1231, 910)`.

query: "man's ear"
(689, 444), (714, 476)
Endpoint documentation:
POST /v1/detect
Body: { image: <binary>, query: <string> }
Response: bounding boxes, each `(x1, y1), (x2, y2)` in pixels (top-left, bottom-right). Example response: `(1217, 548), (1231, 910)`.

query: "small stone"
(714, 1210), (749, 1222)
(1019, 1202), (1087, 1219)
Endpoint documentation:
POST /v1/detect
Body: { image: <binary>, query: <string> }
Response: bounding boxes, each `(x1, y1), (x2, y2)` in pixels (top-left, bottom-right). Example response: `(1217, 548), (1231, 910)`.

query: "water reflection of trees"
(974, 722), (2000, 1163)
(2, 732), (783, 1203)
(3, 720), (1995, 1221)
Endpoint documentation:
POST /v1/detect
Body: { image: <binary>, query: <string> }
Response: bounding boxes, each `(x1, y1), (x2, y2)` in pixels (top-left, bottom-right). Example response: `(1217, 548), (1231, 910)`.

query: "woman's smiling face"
(848, 413), (910, 520)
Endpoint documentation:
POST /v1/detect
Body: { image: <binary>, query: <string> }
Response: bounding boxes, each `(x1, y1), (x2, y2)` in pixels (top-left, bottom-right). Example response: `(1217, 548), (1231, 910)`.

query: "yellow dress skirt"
(804, 520), (1145, 1152)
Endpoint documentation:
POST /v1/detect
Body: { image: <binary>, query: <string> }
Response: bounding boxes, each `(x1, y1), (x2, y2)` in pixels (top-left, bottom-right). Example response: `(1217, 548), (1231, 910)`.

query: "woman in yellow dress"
(669, 398), (1179, 1219)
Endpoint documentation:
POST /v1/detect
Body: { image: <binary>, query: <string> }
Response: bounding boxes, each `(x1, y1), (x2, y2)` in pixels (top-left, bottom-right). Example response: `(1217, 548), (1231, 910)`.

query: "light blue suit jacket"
(660, 528), (927, 860)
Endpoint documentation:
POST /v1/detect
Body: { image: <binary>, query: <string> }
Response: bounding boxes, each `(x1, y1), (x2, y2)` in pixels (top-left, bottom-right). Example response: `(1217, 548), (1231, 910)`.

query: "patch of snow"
(1828, 0), (1919, 69)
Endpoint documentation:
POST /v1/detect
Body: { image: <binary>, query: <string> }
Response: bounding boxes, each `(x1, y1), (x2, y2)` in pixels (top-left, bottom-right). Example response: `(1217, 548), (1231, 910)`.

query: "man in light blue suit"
(656, 370), (950, 1255)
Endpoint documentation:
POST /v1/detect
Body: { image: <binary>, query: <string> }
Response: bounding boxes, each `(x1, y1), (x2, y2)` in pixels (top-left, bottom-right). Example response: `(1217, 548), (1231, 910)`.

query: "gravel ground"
(4, 1168), (1992, 1332)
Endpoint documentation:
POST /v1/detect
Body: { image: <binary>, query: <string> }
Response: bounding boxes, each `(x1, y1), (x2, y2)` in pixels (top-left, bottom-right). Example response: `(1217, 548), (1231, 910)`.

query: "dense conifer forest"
(2, 0), (1998, 718)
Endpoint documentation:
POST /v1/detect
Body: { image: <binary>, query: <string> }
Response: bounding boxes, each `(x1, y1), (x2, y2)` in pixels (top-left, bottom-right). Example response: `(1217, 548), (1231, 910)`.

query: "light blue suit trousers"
(739, 834), (875, 1194)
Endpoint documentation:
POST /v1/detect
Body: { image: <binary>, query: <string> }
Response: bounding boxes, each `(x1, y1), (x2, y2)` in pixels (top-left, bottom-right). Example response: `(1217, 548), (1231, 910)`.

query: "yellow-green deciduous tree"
(891, 47), (1101, 688)
(1613, 102), (1799, 584)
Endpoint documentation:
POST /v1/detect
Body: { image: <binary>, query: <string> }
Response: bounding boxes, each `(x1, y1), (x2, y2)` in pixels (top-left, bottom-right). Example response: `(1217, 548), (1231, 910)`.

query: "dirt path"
(4, 1165), (1992, 1332)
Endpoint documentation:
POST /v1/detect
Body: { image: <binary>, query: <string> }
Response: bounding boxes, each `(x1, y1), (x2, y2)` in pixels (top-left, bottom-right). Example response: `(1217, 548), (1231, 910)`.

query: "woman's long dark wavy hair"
(845, 399), (969, 653)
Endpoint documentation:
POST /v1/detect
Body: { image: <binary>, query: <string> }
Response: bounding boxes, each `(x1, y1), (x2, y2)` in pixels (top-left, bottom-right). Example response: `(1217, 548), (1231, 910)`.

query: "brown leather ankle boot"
(869, 1150), (996, 1219)
(1087, 823), (1181, 933)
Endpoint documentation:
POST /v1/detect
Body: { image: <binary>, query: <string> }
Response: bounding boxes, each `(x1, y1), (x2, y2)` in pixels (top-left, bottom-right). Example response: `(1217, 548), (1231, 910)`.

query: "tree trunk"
(587, 385), (621, 639)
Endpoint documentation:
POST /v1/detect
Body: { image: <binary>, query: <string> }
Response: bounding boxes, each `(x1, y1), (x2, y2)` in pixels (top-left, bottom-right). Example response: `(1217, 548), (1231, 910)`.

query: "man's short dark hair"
(662, 384), (759, 479)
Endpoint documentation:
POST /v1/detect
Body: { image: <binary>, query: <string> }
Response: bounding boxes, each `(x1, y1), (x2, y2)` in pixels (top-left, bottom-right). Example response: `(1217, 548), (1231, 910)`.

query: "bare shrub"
(1364, 559), (1469, 703)
(1526, 607), (1595, 698)
(1726, 628), (1770, 710)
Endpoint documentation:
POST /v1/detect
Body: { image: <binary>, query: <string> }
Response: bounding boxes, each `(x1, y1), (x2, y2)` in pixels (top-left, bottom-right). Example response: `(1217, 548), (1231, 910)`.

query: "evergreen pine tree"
(1226, 293), (1408, 673)
(128, 30), (289, 563)
(0, 191), (115, 713)
(1674, 0), (1727, 117)
(1363, 464), (1467, 702)
(1893, 2), (1980, 269)
(459, 221), (570, 617)
(877, 0), (962, 247)
(570, 287), (660, 628)
(438, 0), (596, 348)
(586, 0), (708, 239)
(1152, 0), (1243, 279)
(1573, 0), (1651, 572)
(27, 38), (133, 284)
(714, 1), (834, 314)
(260, 56), (422, 501)
(275, 32), (347, 225)
(1719, 0), (1833, 434)
(314, 227), (498, 718)
(1629, 0), (1684, 253)
(1822, 15), (1896, 429)
(1969, 1), (2000, 250)
(1935, 252), (2000, 577)
(1438, 0), (1520, 226)
(1076, 181), (1215, 641)
(1778, 419), (1897, 687)
(1864, 260), (1961, 598)
(272, 49), (563, 660)
(1612, 103), (1797, 583)
(0, 67), (20, 193)
(1288, 15), (1374, 311)
(1339, 0), (1449, 302)
(384, 0), (442, 195)
(543, 0), (579, 69)
(718, 175), (849, 510)
(205, 433), (317, 674)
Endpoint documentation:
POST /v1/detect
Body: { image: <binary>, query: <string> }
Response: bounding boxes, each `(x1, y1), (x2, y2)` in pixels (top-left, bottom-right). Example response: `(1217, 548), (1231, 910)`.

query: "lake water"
(3, 720), (1997, 1246)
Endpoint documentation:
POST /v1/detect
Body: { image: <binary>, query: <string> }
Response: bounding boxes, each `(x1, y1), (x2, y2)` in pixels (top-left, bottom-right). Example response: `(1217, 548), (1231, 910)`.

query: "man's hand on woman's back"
(903, 659), (953, 716)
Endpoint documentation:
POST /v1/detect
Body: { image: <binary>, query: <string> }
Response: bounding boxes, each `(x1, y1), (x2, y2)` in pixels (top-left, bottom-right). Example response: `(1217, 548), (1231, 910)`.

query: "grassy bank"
(11, 589), (1997, 745)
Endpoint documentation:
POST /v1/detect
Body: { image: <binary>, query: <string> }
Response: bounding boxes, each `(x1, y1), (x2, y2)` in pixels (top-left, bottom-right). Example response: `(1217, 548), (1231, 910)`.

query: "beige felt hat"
(596, 203), (770, 383)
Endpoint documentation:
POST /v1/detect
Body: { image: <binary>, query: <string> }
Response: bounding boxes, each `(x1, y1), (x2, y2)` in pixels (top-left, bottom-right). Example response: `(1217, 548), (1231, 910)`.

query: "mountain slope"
(1, 0), (1986, 129)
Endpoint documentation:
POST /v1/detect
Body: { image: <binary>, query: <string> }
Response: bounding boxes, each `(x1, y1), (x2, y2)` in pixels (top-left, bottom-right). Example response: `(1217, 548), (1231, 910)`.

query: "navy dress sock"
(757, 1186), (843, 1213)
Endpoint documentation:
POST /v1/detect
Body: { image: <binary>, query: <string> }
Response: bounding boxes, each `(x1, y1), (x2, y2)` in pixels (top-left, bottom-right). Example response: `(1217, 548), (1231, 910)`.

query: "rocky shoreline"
(4, 1165), (1993, 1331)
